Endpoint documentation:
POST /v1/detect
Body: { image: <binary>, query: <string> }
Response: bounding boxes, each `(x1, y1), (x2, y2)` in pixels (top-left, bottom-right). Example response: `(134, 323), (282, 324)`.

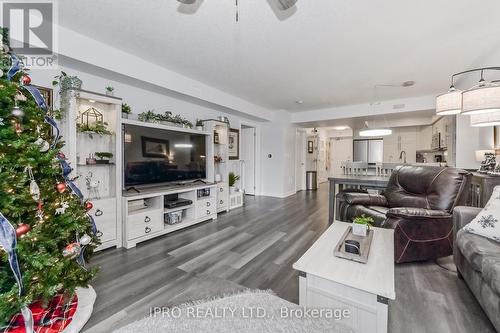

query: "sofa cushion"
(482, 257), (500, 295)
(463, 186), (500, 243)
(456, 229), (500, 272)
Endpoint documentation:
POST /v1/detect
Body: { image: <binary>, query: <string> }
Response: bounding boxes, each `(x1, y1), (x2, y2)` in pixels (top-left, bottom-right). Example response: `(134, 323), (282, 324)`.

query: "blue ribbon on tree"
(20, 84), (61, 148)
(44, 116), (60, 148)
(0, 212), (24, 295)
(0, 212), (33, 333)
(21, 85), (49, 112)
(6, 54), (21, 81)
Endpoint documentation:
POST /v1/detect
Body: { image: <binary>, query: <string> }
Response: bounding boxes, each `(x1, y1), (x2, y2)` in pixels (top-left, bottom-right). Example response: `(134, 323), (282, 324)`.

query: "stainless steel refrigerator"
(353, 139), (384, 164)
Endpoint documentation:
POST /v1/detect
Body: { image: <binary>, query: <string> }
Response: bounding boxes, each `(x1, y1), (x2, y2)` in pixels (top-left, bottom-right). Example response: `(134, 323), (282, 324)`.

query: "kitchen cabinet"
(383, 127), (417, 163)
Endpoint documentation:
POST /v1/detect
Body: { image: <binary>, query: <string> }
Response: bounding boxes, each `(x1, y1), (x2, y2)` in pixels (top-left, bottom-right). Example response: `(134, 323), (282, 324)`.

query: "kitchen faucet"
(399, 150), (407, 164)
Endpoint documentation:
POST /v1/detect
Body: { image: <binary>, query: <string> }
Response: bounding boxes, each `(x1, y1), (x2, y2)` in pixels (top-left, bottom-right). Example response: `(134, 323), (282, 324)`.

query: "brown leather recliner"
(338, 165), (471, 263)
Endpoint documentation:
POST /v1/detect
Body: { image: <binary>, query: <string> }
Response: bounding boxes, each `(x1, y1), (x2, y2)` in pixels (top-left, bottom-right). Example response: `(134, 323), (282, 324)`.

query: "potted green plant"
(52, 71), (82, 92)
(76, 122), (112, 136)
(138, 110), (158, 123)
(229, 172), (240, 193)
(105, 85), (114, 96)
(195, 119), (204, 131)
(122, 103), (131, 119)
(95, 152), (113, 164)
(352, 215), (374, 237)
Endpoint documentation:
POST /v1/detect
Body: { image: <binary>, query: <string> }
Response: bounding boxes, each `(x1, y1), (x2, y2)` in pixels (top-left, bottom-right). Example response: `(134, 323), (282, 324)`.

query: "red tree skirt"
(2, 287), (95, 333)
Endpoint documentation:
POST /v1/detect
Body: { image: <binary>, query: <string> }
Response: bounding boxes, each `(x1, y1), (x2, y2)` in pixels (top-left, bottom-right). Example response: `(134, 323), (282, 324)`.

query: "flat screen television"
(123, 124), (207, 187)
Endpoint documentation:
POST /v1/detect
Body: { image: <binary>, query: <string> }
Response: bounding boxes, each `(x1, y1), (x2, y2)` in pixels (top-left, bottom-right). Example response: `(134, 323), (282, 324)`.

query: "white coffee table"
(293, 221), (395, 333)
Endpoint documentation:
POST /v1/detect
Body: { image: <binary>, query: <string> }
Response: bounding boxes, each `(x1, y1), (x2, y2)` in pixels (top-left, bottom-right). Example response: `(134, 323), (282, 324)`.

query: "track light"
(177, 0), (197, 4)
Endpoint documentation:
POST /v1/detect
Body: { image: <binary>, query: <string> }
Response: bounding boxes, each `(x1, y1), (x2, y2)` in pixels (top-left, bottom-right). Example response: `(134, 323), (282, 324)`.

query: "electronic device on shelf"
(164, 198), (193, 209)
(197, 188), (211, 198)
(123, 123), (207, 188)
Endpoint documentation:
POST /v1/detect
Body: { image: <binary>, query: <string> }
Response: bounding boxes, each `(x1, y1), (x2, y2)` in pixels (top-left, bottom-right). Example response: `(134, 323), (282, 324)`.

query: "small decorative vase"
(106, 90), (114, 97)
(122, 113), (129, 119)
(215, 174), (222, 182)
(196, 126), (203, 131)
(230, 186), (236, 194)
(352, 223), (368, 237)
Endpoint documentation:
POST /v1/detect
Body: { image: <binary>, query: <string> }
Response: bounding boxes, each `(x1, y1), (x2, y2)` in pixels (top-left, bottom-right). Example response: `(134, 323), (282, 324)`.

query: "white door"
(296, 130), (307, 191)
(329, 137), (353, 177)
(241, 127), (256, 195)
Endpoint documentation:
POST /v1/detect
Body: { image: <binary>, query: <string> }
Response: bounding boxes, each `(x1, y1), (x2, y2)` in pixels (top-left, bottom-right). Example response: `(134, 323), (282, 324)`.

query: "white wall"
(455, 114), (495, 169)
(259, 112), (297, 198)
(28, 61), (295, 198)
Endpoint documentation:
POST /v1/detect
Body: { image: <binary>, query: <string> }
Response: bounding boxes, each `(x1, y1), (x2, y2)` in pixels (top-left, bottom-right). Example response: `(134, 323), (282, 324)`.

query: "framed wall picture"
(308, 140), (314, 153)
(33, 85), (54, 110)
(228, 128), (240, 160)
(141, 136), (169, 158)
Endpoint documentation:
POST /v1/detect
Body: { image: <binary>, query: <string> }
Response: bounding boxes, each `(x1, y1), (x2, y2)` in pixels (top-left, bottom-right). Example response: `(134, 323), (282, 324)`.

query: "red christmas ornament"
(16, 223), (31, 237)
(58, 152), (66, 159)
(84, 201), (93, 210)
(22, 75), (31, 85)
(56, 182), (67, 193)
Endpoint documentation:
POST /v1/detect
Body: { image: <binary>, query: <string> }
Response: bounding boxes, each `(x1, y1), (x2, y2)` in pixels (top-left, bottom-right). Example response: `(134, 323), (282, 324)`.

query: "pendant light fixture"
(358, 84), (412, 137)
(437, 67), (500, 116)
(359, 121), (392, 137)
(470, 111), (500, 127)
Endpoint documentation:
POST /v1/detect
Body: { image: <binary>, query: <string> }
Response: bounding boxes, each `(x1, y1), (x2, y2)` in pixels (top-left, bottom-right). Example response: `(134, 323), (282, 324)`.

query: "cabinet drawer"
(196, 198), (216, 219)
(197, 198), (215, 210)
(217, 197), (228, 209)
(89, 198), (117, 243)
(197, 206), (216, 219)
(217, 183), (227, 193)
(127, 210), (163, 240)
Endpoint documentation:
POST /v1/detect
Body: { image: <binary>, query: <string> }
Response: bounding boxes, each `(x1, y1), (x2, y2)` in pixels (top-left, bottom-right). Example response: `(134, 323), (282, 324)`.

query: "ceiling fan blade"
(177, 0), (197, 4)
(276, 0), (298, 10)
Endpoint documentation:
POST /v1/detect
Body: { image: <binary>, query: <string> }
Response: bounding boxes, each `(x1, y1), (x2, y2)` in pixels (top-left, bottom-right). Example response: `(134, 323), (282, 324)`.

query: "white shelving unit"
(204, 120), (230, 213)
(120, 119), (216, 248)
(60, 89), (123, 251)
(122, 183), (216, 249)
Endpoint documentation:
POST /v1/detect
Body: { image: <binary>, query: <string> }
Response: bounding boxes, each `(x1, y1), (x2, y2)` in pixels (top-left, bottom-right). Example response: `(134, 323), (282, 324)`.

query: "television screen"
(123, 124), (207, 187)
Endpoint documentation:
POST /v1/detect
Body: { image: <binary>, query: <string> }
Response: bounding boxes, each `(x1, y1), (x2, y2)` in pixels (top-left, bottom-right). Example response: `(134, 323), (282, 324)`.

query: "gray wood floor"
(83, 184), (495, 333)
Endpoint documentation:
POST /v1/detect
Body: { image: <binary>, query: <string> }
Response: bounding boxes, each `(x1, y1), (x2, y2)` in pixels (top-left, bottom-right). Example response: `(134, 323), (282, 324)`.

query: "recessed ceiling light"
(332, 126), (349, 130)
(296, 100), (304, 104)
(402, 81), (415, 87)
(88, 99), (96, 103)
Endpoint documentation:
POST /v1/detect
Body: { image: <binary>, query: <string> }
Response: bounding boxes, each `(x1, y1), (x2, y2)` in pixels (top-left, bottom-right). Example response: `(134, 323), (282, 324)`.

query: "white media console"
(122, 183), (217, 248)
(60, 89), (245, 250)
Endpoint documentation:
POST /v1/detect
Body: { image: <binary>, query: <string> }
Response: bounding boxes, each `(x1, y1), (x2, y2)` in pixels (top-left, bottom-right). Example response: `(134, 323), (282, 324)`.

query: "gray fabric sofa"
(453, 206), (500, 331)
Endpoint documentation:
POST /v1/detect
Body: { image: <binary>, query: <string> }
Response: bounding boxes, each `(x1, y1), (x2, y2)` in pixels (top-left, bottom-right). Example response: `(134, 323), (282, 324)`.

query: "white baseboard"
(259, 190), (296, 198)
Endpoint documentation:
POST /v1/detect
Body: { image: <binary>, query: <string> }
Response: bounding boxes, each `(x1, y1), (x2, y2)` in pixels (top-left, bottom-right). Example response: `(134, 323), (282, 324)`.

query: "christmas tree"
(0, 28), (98, 327)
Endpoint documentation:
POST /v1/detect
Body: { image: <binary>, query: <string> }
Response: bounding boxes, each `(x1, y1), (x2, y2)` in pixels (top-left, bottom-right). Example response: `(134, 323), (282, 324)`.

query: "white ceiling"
(59, 0), (500, 112)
